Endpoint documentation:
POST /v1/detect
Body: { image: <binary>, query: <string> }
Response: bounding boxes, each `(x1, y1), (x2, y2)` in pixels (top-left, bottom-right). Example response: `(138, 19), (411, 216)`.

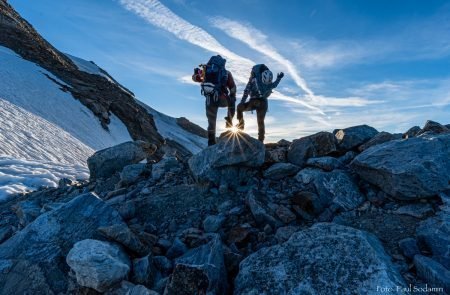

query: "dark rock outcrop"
(0, 1), (164, 146)
(334, 124), (378, 151)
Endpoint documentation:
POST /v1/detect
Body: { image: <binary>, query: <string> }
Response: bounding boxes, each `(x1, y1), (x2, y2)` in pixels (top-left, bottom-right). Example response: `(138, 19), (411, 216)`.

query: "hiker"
(192, 55), (236, 146)
(237, 64), (284, 142)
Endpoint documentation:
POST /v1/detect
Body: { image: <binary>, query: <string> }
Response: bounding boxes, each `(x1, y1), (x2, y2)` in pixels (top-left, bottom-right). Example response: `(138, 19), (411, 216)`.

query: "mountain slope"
(0, 2), (207, 199)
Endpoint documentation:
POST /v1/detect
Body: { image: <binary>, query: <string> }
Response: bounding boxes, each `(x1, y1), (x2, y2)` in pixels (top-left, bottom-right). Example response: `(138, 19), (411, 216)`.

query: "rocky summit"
(0, 120), (449, 294)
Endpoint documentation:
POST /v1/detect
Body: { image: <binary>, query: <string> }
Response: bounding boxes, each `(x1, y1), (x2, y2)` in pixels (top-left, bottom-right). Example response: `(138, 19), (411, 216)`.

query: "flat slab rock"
(234, 223), (405, 295)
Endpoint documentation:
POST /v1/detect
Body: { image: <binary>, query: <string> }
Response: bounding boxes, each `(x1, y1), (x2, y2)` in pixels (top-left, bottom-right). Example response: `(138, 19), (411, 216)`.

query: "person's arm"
(227, 72), (237, 99)
(270, 72), (284, 89)
(241, 75), (253, 103)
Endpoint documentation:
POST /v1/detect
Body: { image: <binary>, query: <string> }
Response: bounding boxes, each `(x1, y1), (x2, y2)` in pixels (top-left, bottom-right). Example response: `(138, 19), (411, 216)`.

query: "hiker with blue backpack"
(236, 64), (284, 142)
(192, 55), (237, 146)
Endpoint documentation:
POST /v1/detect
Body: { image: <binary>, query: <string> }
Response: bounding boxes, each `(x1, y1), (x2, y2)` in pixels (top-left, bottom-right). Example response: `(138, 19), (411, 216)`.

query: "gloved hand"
(277, 72), (284, 79)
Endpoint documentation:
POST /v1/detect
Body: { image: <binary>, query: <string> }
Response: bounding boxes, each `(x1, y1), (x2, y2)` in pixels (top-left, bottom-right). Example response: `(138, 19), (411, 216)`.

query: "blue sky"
(10, 0), (450, 142)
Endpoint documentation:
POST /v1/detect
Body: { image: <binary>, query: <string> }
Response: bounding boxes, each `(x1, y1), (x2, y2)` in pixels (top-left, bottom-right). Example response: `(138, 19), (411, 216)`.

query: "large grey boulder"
(312, 170), (365, 211)
(0, 193), (124, 294)
(88, 141), (157, 180)
(98, 224), (149, 256)
(188, 132), (264, 185)
(165, 234), (226, 295)
(351, 134), (450, 200)
(234, 223), (405, 295)
(306, 156), (343, 171)
(335, 124), (378, 151)
(67, 239), (131, 292)
(120, 163), (150, 186)
(403, 126), (421, 139)
(287, 132), (337, 167)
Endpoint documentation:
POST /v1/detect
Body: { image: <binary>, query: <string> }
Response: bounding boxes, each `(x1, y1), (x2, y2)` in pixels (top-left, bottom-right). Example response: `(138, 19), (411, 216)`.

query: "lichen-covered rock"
(98, 224), (149, 256)
(351, 134), (450, 199)
(234, 223), (405, 295)
(334, 124), (378, 151)
(287, 132), (337, 167)
(88, 141), (157, 180)
(0, 193), (124, 294)
(414, 255), (450, 294)
(66, 239), (131, 292)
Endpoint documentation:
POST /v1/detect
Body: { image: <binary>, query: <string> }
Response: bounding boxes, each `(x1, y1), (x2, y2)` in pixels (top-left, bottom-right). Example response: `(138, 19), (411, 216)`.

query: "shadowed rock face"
(0, 1), (164, 146)
(351, 134), (450, 200)
(234, 223), (406, 295)
(0, 193), (125, 294)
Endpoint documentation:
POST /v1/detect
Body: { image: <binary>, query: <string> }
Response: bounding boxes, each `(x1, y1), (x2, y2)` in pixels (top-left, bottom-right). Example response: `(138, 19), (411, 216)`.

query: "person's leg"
(206, 103), (218, 145)
(256, 99), (268, 142)
(237, 100), (258, 130)
(225, 96), (236, 128)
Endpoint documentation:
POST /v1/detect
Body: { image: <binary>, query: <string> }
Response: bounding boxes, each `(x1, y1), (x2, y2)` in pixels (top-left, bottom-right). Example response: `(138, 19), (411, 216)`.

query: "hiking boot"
(225, 117), (232, 129)
(236, 120), (245, 130)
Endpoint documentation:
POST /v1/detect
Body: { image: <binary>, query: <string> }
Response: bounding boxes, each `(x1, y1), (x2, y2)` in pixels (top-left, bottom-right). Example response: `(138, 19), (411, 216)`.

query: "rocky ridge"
(0, 120), (449, 294)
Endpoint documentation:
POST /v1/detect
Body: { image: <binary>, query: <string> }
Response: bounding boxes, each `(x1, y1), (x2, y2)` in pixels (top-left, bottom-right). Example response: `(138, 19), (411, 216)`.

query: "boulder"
(263, 163), (300, 180)
(264, 142), (288, 163)
(0, 193), (124, 294)
(165, 234), (226, 295)
(351, 134), (450, 200)
(358, 132), (402, 152)
(416, 212), (450, 269)
(88, 141), (157, 180)
(120, 163), (149, 186)
(287, 132), (337, 167)
(131, 255), (157, 287)
(334, 124), (378, 150)
(151, 156), (180, 180)
(414, 255), (450, 294)
(66, 239), (131, 292)
(203, 215), (226, 233)
(11, 200), (41, 226)
(402, 126), (421, 139)
(188, 132), (264, 185)
(394, 203), (434, 219)
(234, 223), (405, 295)
(294, 167), (322, 184)
(98, 224), (149, 256)
(166, 238), (188, 259)
(306, 156), (342, 171)
(312, 170), (365, 211)
(127, 285), (160, 295)
(398, 238), (420, 259)
(416, 120), (450, 136)
(246, 190), (281, 228)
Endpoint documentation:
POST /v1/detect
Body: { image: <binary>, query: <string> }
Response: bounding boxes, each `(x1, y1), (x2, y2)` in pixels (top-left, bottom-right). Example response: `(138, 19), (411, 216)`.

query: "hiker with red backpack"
(192, 55), (236, 146)
(237, 64), (284, 142)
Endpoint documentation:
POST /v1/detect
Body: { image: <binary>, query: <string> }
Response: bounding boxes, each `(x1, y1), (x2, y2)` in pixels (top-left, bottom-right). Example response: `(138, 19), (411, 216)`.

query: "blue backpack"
(251, 64), (272, 99)
(201, 55), (228, 104)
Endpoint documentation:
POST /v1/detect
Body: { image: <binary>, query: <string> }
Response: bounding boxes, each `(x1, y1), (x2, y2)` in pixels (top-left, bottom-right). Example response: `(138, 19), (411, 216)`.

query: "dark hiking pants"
(206, 96), (236, 145)
(237, 98), (268, 142)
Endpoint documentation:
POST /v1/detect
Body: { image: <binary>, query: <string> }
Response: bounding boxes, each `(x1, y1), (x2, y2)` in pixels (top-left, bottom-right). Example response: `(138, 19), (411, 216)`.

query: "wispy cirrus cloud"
(118, 0), (326, 115)
(210, 17), (315, 97)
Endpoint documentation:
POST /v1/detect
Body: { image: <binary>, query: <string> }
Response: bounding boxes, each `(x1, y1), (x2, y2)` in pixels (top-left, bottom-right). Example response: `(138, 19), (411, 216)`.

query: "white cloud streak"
(119, 0), (325, 114)
(211, 17), (314, 97)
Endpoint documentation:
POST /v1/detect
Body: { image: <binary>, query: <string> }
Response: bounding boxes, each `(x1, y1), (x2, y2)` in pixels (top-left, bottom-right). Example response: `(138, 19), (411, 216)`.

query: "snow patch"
(0, 155), (89, 203)
(139, 102), (207, 154)
(65, 53), (115, 83)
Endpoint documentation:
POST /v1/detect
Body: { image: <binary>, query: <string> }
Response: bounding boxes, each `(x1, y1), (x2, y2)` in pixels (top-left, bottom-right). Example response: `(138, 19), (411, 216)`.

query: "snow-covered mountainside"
(0, 47), (205, 200)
